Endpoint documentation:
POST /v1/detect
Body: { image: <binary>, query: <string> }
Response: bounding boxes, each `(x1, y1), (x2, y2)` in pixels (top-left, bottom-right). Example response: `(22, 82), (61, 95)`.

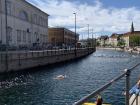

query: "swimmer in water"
(54, 75), (66, 80)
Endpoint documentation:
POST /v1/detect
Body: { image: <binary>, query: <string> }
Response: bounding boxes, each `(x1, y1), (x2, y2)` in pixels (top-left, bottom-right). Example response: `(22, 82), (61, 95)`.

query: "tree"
(117, 39), (125, 47)
(130, 35), (140, 47)
(96, 41), (100, 46)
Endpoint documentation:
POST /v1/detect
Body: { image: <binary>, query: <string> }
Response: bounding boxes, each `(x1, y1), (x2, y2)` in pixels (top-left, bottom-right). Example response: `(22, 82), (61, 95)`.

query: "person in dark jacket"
(96, 95), (103, 105)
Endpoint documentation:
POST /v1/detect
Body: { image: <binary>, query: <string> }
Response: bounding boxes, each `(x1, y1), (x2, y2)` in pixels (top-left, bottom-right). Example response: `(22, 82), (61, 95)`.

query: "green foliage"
(117, 39), (125, 47)
(130, 35), (140, 46)
(96, 41), (100, 46)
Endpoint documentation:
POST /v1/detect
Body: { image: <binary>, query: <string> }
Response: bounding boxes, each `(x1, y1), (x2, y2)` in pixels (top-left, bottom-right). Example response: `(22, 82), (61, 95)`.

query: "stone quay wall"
(0, 48), (95, 73)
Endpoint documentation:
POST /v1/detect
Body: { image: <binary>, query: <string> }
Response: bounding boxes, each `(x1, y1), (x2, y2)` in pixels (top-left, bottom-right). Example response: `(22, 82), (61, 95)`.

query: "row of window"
(64, 31), (79, 38)
(17, 30), (31, 43)
(32, 14), (48, 27)
(6, 0), (48, 27)
(17, 30), (47, 43)
(7, 27), (47, 44)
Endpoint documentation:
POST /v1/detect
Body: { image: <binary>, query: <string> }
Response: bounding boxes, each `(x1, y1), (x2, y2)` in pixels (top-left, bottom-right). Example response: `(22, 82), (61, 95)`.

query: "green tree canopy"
(130, 35), (140, 47)
(117, 39), (125, 48)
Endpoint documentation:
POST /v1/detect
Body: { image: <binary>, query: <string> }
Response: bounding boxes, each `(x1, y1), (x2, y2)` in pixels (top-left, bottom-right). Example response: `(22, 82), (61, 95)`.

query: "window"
(17, 30), (21, 42)
(40, 34), (42, 42)
(28, 32), (31, 43)
(51, 38), (55, 42)
(43, 35), (46, 43)
(40, 34), (45, 43)
(65, 31), (67, 35)
(45, 19), (48, 27)
(23, 31), (26, 42)
(6, 1), (12, 15)
(19, 10), (28, 21)
(39, 16), (42, 25)
(7, 27), (12, 41)
(43, 18), (47, 27)
(34, 32), (39, 42)
(33, 14), (37, 24)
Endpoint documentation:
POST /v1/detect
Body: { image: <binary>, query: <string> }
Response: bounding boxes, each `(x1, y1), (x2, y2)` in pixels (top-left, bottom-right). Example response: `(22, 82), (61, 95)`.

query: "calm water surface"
(0, 49), (140, 105)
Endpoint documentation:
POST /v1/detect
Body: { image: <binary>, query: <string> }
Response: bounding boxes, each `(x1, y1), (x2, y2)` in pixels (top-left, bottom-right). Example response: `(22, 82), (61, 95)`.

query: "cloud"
(28, 0), (140, 38)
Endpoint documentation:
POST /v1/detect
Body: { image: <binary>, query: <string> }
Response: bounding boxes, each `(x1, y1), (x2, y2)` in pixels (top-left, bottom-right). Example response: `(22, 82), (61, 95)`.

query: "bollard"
(125, 69), (131, 105)
(5, 53), (8, 71)
(18, 53), (21, 66)
(136, 95), (138, 105)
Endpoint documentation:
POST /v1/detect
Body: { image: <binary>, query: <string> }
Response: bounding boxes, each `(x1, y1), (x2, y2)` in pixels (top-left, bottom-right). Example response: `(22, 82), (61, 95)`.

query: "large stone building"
(122, 22), (140, 47)
(48, 27), (79, 48)
(0, 0), (49, 49)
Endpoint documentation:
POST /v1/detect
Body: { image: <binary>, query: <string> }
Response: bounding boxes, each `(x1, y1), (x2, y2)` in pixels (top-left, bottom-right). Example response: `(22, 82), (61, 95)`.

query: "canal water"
(0, 49), (140, 105)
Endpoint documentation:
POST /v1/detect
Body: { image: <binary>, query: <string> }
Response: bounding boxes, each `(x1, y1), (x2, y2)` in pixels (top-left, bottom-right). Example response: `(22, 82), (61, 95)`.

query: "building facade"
(122, 32), (140, 47)
(122, 22), (140, 47)
(0, 0), (49, 49)
(48, 27), (79, 48)
(98, 35), (109, 47)
(109, 34), (118, 47)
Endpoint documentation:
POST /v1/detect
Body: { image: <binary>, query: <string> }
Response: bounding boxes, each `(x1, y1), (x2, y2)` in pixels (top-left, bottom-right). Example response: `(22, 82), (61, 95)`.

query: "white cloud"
(28, 0), (140, 38)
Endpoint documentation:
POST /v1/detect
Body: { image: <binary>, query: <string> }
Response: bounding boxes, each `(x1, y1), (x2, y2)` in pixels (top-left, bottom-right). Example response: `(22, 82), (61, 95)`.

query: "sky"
(28, 0), (140, 39)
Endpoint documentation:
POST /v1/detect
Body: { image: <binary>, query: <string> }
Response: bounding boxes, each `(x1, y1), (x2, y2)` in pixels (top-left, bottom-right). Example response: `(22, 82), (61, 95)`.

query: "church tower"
(130, 22), (134, 33)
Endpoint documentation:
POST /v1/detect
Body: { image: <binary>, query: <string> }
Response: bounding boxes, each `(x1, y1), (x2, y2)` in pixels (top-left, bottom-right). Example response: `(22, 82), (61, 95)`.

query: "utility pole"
(73, 13), (77, 56)
(5, 0), (9, 71)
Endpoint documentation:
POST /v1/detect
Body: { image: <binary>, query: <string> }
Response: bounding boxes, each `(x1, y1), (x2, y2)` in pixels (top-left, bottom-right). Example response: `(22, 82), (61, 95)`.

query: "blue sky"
(70, 0), (140, 9)
(102, 0), (140, 8)
(28, 0), (140, 38)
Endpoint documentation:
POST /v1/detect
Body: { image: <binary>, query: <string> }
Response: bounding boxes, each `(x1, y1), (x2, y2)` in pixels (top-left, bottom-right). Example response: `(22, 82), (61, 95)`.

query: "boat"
(83, 103), (111, 105)
(83, 95), (111, 105)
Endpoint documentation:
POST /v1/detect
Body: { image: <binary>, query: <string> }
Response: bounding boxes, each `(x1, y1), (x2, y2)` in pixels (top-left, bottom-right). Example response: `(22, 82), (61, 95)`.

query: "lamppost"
(5, 0), (9, 71)
(92, 28), (94, 48)
(73, 13), (77, 56)
(87, 24), (89, 52)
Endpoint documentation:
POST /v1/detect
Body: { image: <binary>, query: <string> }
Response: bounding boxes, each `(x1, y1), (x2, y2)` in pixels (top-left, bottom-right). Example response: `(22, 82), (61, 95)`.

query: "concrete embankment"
(97, 47), (140, 54)
(97, 47), (123, 50)
(0, 48), (95, 73)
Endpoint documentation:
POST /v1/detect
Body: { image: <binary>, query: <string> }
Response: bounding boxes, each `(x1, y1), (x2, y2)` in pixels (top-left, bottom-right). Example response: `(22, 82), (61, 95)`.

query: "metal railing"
(73, 63), (140, 105)
(130, 89), (140, 105)
(0, 48), (96, 72)
(0, 48), (95, 61)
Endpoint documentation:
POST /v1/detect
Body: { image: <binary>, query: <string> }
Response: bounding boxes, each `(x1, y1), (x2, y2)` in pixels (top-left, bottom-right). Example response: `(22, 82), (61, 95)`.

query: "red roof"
(123, 31), (140, 37)
(124, 31), (140, 35)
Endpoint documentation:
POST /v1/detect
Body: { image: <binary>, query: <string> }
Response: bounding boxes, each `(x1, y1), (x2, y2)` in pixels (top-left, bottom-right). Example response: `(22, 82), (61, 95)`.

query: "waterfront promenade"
(0, 48), (95, 73)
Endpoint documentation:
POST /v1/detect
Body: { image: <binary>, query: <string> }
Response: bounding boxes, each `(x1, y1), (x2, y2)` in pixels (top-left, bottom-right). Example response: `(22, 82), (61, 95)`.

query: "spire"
(130, 22), (134, 33)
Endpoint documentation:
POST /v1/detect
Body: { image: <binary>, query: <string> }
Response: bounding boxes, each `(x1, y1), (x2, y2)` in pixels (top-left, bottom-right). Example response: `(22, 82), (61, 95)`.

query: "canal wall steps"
(0, 48), (95, 73)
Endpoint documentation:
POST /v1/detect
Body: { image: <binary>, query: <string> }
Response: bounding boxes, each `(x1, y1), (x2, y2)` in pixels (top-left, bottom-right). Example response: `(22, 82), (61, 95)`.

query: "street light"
(92, 28), (94, 48)
(87, 24), (89, 52)
(73, 13), (77, 56)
